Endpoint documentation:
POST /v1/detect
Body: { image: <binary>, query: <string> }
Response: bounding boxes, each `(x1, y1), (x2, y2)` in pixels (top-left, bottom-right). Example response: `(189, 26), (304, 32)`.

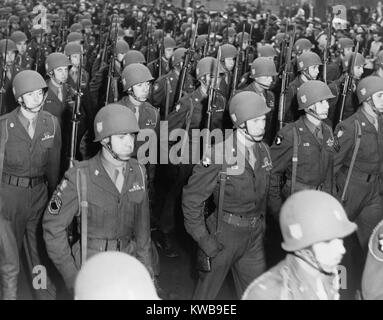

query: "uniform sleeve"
(134, 168), (153, 277)
(333, 121), (355, 174)
(43, 167), (79, 290)
(268, 127), (293, 217)
(0, 217), (19, 300)
(46, 116), (62, 197)
(182, 162), (223, 257)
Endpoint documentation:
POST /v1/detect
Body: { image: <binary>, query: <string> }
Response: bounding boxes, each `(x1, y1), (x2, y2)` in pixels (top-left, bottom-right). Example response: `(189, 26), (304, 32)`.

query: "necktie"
(6, 68), (12, 81)
(71, 69), (78, 84)
(28, 119), (35, 139)
(246, 146), (256, 170)
(373, 117), (379, 131)
(134, 106), (139, 121)
(57, 86), (63, 102)
(114, 167), (124, 193)
(314, 127), (323, 143)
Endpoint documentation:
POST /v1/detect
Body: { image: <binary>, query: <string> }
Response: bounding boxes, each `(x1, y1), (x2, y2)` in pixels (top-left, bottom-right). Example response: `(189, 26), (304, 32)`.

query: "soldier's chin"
(251, 134), (264, 142)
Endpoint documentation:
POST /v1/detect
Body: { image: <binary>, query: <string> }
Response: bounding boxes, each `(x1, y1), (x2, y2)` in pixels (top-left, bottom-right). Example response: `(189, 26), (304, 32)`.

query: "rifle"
(204, 46), (221, 155)
(100, 19), (113, 67)
(157, 32), (164, 78)
(146, 19), (153, 64)
(338, 41), (360, 124)
(243, 22), (254, 75)
(174, 19), (199, 104)
(262, 13), (270, 44)
(69, 53), (84, 167)
(105, 21), (119, 105)
(362, 28), (370, 57)
(34, 28), (44, 72)
(229, 23), (245, 99)
(0, 24), (11, 115)
(164, 77), (171, 120)
(323, 10), (334, 84)
(278, 25), (296, 129)
(203, 18), (211, 58)
(211, 22), (217, 56)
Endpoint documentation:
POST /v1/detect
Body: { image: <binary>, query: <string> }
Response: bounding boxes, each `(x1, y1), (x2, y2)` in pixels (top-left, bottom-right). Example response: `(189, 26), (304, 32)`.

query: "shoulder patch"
(48, 194), (62, 215)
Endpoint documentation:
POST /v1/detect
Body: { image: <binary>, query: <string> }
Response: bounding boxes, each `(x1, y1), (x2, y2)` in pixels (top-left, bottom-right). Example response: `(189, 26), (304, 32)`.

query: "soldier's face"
(224, 57), (235, 71)
(70, 54), (81, 67)
(343, 47), (353, 56)
(110, 133), (135, 160)
(117, 53), (125, 62)
(16, 41), (27, 54)
(4, 51), (15, 64)
(53, 66), (69, 84)
(311, 100), (329, 119)
(132, 81), (151, 102)
(312, 238), (345, 272)
(164, 48), (174, 60)
(255, 76), (273, 88)
(21, 89), (44, 111)
(307, 65), (319, 79)
(353, 65), (364, 79)
(372, 91), (383, 112)
(245, 116), (266, 141)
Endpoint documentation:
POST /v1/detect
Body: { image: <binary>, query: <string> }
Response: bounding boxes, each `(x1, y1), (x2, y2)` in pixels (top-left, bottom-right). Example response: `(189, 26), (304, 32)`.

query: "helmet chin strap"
(20, 92), (48, 114)
(101, 139), (128, 162)
(242, 123), (262, 143)
(129, 88), (146, 103)
(302, 70), (316, 81)
(254, 80), (270, 90)
(368, 98), (383, 118)
(294, 250), (335, 276)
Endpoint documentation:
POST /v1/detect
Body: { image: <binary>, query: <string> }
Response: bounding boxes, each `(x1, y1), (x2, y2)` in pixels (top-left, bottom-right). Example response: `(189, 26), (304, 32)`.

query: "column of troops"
(0, 0), (383, 300)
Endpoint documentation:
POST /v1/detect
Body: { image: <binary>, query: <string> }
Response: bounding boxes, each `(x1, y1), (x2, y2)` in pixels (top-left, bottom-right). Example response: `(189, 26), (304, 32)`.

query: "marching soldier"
(148, 36), (176, 78)
(334, 76), (383, 249)
(151, 47), (196, 119)
(183, 91), (272, 299)
(27, 27), (52, 76)
(0, 215), (19, 300)
(243, 190), (357, 300)
(10, 31), (33, 70)
(43, 104), (153, 293)
(0, 70), (61, 299)
(268, 81), (337, 218)
(284, 51), (323, 123)
(0, 39), (22, 114)
(238, 57), (278, 145)
(218, 43), (237, 100)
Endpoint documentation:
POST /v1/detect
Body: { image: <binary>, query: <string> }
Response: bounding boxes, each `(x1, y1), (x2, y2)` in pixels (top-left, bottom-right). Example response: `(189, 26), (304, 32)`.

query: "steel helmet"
(94, 104), (140, 142)
(230, 91), (271, 127)
(196, 57), (224, 80)
(357, 76), (383, 103)
(297, 51), (322, 71)
(153, 29), (164, 41)
(45, 53), (71, 73)
(12, 70), (48, 99)
(116, 40), (130, 55)
(220, 44), (237, 60)
(280, 190), (357, 252)
(123, 50), (146, 67)
(8, 15), (19, 24)
(196, 34), (208, 50)
(297, 80), (335, 110)
(163, 36), (176, 49)
(74, 252), (159, 300)
(257, 44), (277, 58)
(173, 47), (187, 66)
(342, 52), (365, 71)
(337, 37), (354, 50)
(236, 32), (250, 43)
(10, 31), (27, 44)
(81, 19), (92, 28)
(67, 32), (83, 43)
(64, 42), (82, 56)
(251, 57), (278, 78)
(294, 38), (312, 53)
(121, 63), (154, 91)
(0, 39), (17, 53)
(70, 22), (83, 33)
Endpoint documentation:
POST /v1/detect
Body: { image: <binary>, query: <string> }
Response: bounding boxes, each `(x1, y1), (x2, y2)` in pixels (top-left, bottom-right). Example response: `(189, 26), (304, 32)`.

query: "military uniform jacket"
(362, 219), (383, 300)
(148, 56), (171, 78)
(43, 154), (152, 289)
(269, 116), (338, 210)
(151, 68), (195, 117)
(284, 75), (305, 123)
(1, 108), (61, 195)
(182, 135), (272, 257)
(0, 215), (19, 300)
(334, 108), (383, 176)
(242, 254), (340, 300)
(44, 80), (72, 124)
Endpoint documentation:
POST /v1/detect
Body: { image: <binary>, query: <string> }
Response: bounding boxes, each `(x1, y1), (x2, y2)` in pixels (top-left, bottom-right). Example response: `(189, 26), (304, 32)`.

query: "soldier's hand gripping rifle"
(278, 25), (296, 129)
(338, 41), (360, 124)
(229, 23), (245, 99)
(174, 20), (199, 105)
(69, 53), (84, 168)
(105, 21), (119, 105)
